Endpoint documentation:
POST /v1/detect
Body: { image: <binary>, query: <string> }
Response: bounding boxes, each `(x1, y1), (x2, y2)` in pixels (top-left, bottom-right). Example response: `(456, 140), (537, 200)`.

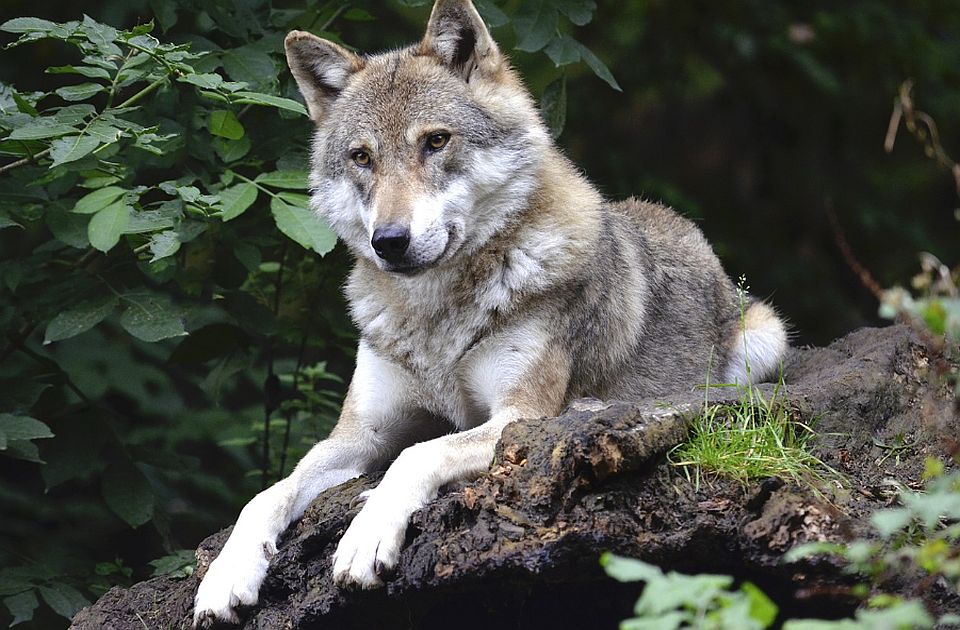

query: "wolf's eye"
(351, 150), (371, 168)
(426, 133), (450, 152)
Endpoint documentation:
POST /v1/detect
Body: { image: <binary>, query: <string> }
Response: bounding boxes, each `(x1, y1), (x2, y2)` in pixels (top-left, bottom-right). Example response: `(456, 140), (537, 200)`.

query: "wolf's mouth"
(384, 223), (461, 276)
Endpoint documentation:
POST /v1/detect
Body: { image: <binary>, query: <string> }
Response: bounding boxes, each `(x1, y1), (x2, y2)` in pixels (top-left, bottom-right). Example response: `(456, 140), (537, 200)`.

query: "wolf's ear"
(420, 0), (501, 81)
(284, 31), (363, 123)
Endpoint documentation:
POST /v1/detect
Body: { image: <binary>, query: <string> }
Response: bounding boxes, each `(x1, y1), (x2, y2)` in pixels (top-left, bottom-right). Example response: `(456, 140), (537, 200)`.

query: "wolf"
(192, 0), (788, 624)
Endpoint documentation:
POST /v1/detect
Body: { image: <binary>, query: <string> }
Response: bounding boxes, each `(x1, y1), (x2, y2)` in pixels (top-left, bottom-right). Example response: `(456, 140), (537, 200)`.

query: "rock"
(70, 325), (959, 629)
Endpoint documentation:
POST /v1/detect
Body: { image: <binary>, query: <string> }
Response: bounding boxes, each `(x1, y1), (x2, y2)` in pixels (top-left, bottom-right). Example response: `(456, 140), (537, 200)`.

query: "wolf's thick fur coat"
(193, 0), (788, 625)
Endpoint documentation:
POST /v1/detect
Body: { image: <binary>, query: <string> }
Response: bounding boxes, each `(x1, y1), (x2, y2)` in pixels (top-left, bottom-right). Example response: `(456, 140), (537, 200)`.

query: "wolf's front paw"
(192, 538), (275, 627)
(331, 488), (418, 589)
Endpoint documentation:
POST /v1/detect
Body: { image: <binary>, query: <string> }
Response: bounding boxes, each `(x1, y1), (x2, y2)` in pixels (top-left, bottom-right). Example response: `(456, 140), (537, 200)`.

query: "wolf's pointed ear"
(285, 31), (363, 123)
(420, 0), (501, 81)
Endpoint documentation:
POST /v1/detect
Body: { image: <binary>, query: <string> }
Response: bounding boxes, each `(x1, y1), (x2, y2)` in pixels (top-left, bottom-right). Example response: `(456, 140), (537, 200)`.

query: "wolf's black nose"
(371, 225), (410, 263)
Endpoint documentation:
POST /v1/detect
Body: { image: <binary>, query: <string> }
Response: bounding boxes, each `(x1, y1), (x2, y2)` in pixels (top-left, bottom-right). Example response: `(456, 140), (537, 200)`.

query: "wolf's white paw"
(331, 487), (419, 589)
(192, 537), (275, 627)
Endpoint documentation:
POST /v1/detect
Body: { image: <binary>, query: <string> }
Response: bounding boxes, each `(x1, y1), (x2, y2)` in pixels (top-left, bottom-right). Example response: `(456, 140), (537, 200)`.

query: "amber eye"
(351, 150), (371, 168)
(426, 132), (450, 152)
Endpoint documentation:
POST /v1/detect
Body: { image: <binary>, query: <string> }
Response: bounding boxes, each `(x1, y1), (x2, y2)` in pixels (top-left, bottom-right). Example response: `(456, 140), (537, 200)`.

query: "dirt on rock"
(71, 325), (960, 629)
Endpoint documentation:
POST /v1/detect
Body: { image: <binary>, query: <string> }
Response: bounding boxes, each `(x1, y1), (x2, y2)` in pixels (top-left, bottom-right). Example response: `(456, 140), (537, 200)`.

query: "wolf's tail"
(722, 301), (788, 385)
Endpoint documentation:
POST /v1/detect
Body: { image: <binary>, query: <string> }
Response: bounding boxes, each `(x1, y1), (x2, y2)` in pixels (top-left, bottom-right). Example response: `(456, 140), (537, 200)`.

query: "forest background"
(0, 0), (957, 627)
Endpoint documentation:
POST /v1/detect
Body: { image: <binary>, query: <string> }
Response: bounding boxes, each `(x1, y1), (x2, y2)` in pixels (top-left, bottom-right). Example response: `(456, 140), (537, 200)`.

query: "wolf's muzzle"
(371, 225), (411, 264)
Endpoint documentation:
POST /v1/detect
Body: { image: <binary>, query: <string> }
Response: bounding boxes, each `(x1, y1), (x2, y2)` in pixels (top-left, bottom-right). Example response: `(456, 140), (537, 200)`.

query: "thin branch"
(279, 332), (309, 478)
(0, 149), (51, 175)
(0, 323), (39, 363)
(825, 200), (884, 301)
(11, 338), (93, 405)
(261, 245), (288, 489)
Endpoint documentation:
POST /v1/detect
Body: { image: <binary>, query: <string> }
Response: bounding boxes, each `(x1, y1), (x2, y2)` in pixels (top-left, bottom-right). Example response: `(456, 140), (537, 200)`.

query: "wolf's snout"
(371, 225), (411, 263)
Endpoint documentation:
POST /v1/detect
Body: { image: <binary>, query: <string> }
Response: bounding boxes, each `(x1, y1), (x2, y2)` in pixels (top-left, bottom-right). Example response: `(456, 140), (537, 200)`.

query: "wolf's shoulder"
(604, 197), (707, 244)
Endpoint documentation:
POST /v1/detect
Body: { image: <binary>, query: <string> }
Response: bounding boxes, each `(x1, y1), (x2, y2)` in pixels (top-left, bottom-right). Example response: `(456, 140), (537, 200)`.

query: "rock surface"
(71, 325), (959, 629)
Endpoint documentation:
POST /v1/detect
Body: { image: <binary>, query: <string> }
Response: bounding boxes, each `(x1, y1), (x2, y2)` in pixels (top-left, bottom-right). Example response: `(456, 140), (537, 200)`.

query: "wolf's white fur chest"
(346, 242), (559, 429)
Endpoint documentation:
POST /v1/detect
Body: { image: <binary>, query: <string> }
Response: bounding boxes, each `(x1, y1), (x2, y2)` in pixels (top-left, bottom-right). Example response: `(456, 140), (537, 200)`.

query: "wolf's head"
(285, 0), (550, 275)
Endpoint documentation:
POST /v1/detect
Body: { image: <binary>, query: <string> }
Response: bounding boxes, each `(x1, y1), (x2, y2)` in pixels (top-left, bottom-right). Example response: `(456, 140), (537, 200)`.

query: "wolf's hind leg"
(722, 301), (788, 385)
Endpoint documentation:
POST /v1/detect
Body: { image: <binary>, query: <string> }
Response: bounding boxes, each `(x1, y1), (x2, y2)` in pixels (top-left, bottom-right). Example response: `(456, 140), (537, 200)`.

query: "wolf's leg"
(332, 334), (570, 588)
(193, 341), (441, 627)
(723, 301), (788, 384)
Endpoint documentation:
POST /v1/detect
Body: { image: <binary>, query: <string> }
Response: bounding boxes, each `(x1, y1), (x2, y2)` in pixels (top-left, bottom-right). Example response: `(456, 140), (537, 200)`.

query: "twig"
(261, 245), (288, 489)
(0, 149), (51, 175)
(0, 323), (39, 363)
(824, 200), (884, 301)
(886, 80), (960, 197)
(278, 332), (309, 478)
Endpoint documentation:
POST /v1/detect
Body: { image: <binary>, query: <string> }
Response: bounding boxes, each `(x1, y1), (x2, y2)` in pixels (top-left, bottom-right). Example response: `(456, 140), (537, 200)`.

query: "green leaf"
(599, 552), (663, 583)
(540, 75), (567, 140)
(43, 295), (118, 344)
(46, 65), (112, 80)
(12, 90), (39, 116)
(147, 230), (181, 261)
(119, 293), (187, 342)
(0, 17), (60, 34)
(0, 379), (51, 415)
(149, 0), (178, 32)
(8, 119), (78, 140)
(255, 170), (308, 189)
(4, 589), (38, 626)
(87, 201), (130, 252)
(85, 120), (123, 143)
(101, 461), (155, 528)
(576, 42), (621, 91)
(37, 584), (89, 620)
(343, 8), (376, 21)
(0, 215), (23, 230)
(513, 0), (558, 53)
(218, 182), (258, 221)
(741, 581), (778, 626)
(212, 135), (252, 162)
(80, 15), (119, 52)
(179, 72), (224, 90)
(208, 109), (245, 140)
(5, 440), (43, 463)
(40, 420), (107, 490)
(71, 186), (126, 214)
(54, 83), (105, 102)
(545, 35), (581, 67)
(270, 196), (336, 256)
(49, 135), (101, 166)
(871, 507), (914, 538)
(232, 91), (307, 116)
(474, 0), (510, 28)
(124, 204), (180, 234)
(46, 210), (90, 248)
(148, 550), (195, 578)
(0, 414), (54, 450)
(222, 47), (275, 86)
(556, 0), (597, 26)
(175, 185), (201, 203)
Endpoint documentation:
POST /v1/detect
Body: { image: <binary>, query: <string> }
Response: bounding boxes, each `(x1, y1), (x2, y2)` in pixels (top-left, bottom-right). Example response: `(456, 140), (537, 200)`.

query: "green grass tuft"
(668, 380), (833, 490)
(669, 278), (840, 491)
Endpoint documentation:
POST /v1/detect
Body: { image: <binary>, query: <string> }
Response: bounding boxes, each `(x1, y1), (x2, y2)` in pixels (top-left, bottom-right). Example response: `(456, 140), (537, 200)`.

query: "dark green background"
(1, 1), (958, 627)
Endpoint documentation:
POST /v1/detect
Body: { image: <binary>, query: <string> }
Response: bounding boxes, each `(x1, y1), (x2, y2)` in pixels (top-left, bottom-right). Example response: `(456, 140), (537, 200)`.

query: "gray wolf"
(193, 0), (788, 624)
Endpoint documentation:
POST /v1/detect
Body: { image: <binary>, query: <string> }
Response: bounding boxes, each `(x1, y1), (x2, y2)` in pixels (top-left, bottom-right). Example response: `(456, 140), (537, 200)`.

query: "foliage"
(0, 1), (617, 626)
(604, 461), (960, 628)
(0, 0), (958, 628)
(785, 458), (960, 628)
(877, 82), (960, 397)
(601, 553), (778, 630)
